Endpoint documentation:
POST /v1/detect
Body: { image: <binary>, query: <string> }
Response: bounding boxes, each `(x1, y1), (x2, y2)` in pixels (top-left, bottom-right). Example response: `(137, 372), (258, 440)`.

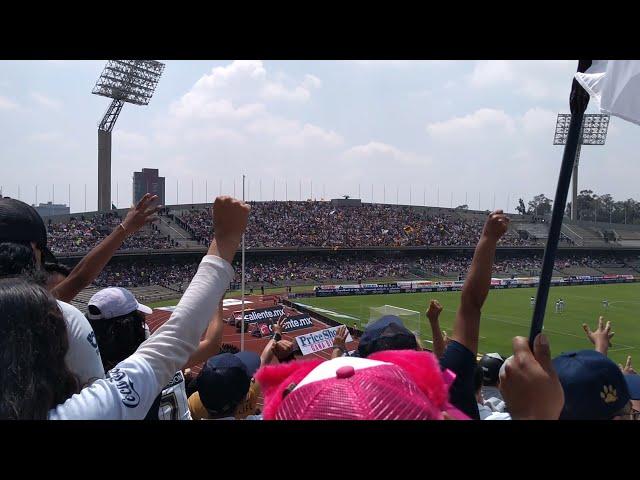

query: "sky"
(0, 60), (638, 214)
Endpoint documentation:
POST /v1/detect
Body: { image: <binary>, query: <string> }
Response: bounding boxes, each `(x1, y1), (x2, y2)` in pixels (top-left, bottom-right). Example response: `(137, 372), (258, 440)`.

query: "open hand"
(273, 315), (287, 336)
(582, 316), (614, 351)
(121, 193), (162, 234)
(619, 355), (636, 375)
(334, 325), (348, 350)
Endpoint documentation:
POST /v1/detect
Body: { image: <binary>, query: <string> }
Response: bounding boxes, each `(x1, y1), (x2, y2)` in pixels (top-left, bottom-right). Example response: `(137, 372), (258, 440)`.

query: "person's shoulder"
(56, 300), (93, 333)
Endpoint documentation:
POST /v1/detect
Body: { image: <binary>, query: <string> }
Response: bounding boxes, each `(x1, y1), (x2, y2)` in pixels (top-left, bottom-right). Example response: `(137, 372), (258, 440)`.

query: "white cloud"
(469, 60), (514, 88)
(0, 95), (18, 110)
(262, 74), (322, 102)
(468, 60), (575, 100)
(114, 130), (151, 150)
(343, 141), (427, 167)
(26, 131), (63, 142)
(426, 108), (517, 139)
(30, 92), (62, 109)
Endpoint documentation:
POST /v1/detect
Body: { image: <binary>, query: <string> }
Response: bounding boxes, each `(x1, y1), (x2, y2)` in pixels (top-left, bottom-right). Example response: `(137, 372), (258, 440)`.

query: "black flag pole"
(528, 60), (592, 348)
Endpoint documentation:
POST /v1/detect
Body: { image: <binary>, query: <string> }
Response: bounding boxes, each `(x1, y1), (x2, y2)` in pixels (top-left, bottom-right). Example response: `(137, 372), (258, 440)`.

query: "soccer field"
(295, 283), (640, 364)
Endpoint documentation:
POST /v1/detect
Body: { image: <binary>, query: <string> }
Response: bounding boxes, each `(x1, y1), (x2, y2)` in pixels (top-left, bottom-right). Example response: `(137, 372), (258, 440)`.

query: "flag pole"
(241, 174), (246, 352)
(529, 60), (591, 348)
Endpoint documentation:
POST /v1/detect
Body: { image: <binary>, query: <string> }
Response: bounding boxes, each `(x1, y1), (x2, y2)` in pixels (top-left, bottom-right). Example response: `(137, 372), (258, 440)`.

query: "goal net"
(368, 305), (421, 337)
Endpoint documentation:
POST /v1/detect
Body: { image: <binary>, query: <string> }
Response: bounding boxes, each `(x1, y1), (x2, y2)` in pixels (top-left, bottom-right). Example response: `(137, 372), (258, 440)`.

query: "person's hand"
(271, 339), (298, 362)
(499, 334), (564, 420)
(121, 193), (162, 235)
(426, 299), (443, 324)
(482, 210), (510, 242)
(582, 316), (614, 353)
(211, 196), (251, 263)
(619, 355), (637, 375)
(333, 325), (348, 350)
(272, 315), (286, 336)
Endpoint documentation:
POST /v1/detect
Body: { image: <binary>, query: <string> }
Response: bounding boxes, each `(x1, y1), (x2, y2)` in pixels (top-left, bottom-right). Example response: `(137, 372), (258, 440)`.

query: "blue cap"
(553, 350), (630, 420)
(357, 315), (417, 358)
(625, 374), (640, 400)
(196, 352), (261, 415)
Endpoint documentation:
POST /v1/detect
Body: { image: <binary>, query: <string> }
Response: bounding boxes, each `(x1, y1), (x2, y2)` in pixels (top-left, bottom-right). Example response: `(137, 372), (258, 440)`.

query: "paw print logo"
(601, 385), (618, 403)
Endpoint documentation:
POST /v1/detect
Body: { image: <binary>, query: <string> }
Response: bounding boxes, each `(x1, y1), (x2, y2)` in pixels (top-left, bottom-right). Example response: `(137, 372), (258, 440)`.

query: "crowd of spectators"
(172, 201), (534, 249)
(2, 193), (639, 422)
(91, 253), (638, 289)
(47, 212), (174, 254)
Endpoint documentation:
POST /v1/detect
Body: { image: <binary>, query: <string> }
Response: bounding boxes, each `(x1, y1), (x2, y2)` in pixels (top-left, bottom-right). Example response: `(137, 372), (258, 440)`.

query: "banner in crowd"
(314, 275), (636, 297)
(242, 306), (285, 323)
(243, 305), (313, 333)
(295, 325), (353, 356)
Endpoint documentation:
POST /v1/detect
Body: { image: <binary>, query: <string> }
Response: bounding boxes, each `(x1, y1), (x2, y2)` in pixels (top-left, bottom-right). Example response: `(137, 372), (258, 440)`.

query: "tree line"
(516, 191), (640, 224)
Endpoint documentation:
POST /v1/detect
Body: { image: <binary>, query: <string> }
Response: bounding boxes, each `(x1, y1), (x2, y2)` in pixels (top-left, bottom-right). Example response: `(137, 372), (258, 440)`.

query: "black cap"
(196, 352), (261, 415)
(479, 353), (506, 386)
(357, 315), (418, 358)
(0, 198), (56, 263)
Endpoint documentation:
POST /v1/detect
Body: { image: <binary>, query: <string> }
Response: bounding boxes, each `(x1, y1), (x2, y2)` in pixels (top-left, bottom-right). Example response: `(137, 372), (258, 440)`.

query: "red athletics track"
(145, 294), (359, 378)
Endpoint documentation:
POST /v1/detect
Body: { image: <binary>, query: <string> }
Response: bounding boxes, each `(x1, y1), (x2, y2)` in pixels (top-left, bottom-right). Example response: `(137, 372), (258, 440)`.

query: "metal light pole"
(241, 174), (246, 351)
(553, 113), (609, 220)
(92, 60), (164, 211)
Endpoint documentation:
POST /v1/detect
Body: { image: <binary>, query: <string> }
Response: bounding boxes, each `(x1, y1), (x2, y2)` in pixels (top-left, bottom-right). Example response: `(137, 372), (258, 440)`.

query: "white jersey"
(57, 300), (105, 387)
(48, 255), (234, 420)
(154, 371), (192, 420)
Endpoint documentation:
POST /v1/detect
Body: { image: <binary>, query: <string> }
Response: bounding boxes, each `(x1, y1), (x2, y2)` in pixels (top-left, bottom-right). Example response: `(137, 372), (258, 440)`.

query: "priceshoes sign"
(295, 326), (353, 356)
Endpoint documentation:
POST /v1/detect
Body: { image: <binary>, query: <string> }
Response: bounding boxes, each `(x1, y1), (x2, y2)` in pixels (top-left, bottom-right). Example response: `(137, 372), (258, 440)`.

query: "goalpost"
(368, 305), (421, 337)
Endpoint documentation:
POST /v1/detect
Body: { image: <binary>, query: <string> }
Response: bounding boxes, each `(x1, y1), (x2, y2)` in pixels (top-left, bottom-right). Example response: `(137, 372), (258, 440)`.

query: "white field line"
(482, 312), (636, 350)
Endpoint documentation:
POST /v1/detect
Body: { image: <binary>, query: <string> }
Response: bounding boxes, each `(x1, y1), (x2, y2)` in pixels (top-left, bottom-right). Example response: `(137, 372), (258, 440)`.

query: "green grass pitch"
(296, 283), (640, 364)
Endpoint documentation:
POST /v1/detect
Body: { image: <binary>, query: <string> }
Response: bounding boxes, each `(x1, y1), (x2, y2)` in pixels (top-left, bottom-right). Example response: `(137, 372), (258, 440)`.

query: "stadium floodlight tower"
(553, 113), (609, 220)
(92, 60), (165, 212)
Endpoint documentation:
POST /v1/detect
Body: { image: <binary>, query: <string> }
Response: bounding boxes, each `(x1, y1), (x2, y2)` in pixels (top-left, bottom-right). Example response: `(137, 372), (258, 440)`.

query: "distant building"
(34, 202), (70, 218)
(133, 168), (165, 206)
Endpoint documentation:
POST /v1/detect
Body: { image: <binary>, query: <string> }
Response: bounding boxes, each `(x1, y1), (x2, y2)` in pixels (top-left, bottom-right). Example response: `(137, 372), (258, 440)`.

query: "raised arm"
(52, 194), (161, 302)
(182, 299), (226, 370)
(260, 316), (286, 366)
(426, 299), (446, 358)
(49, 197), (249, 420)
(452, 210), (509, 355)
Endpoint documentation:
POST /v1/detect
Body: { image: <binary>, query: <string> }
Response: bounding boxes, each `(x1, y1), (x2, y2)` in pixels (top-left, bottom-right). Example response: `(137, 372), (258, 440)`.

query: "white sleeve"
(48, 354), (159, 420)
(57, 300), (105, 386)
(135, 255), (234, 390)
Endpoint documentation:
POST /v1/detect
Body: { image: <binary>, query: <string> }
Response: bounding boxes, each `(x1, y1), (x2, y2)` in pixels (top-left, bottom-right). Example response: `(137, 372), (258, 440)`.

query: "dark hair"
(218, 343), (240, 355)
(87, 309), (147, 372)
(43, 263), (71, 278)
(0, 241), (36, 277)
(474, 364), (484, 395)
(359, 333), (418, 358)
(0, 278), (80, 419)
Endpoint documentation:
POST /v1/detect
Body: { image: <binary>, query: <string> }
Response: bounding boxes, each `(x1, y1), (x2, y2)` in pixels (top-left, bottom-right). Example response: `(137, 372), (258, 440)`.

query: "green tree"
(527, 194), (553, 216)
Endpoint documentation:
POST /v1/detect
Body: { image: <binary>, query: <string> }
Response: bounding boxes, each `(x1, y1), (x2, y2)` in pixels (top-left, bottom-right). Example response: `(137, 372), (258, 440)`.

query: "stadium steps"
(70, 285), (181, 312)
(156, 215), (202, 249)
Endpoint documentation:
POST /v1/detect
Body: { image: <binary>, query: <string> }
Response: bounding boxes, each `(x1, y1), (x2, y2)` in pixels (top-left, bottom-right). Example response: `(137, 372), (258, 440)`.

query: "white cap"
(87, 287), (153, 320)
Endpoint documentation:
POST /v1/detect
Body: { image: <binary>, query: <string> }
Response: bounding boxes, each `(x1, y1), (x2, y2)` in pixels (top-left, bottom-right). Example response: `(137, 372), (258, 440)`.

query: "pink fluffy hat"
(255, 349), (470, 420)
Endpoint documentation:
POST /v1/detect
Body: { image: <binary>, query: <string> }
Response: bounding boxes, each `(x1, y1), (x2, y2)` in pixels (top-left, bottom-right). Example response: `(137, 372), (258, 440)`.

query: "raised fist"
(482, 210), (510, 241)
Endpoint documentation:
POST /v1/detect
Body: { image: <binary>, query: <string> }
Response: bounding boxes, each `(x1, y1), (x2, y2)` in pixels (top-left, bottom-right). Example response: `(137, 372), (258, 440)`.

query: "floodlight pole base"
(98, 130), (112, 212)
(570, 143), (581, 221)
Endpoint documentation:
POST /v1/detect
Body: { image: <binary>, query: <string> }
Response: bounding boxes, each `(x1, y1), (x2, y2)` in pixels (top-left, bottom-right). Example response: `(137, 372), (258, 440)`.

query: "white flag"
(575, 60), (640, 125)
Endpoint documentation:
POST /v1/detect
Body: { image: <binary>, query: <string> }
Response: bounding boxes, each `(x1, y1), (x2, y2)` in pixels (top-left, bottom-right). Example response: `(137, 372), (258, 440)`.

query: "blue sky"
(0, 60), (638, 213)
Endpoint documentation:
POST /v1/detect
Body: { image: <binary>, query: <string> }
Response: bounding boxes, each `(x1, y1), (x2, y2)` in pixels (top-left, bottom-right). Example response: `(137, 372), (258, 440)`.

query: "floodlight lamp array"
(553, 113), (609, 145)
(92, 60), (165, 106)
